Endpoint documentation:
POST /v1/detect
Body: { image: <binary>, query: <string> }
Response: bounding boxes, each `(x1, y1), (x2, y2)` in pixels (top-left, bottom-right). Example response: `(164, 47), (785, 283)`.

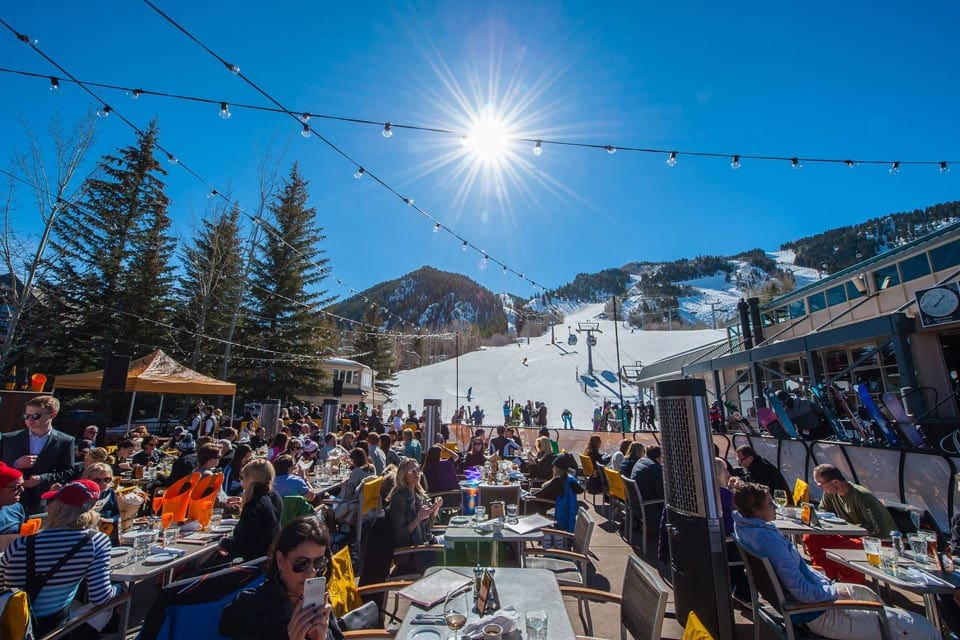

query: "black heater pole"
(613, 296), (625, 411)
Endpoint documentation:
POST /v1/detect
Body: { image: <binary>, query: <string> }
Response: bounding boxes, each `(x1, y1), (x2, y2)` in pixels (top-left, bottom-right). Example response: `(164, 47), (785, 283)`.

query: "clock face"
(919, 286), (960, 317)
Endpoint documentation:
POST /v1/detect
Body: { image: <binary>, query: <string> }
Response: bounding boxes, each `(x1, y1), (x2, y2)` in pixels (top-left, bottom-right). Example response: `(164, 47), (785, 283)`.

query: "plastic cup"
(862, 537), (882, 567)
(880, 546), (899, 576)
(525, 609), (548, 640)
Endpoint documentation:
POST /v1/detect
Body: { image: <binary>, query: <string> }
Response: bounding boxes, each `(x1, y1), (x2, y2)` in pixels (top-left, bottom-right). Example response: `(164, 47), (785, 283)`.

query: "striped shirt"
(0, 529), (119, 617)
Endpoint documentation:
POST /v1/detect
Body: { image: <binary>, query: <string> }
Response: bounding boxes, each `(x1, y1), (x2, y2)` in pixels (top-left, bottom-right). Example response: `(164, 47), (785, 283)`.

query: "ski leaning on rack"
(809, 385), (852, 442)
(855, 385), (901, 446)
(826, 385), (875, 443)
(756, 407), (791, 439)
(762, 388), (800, 439)
(881, 392), (928, 448)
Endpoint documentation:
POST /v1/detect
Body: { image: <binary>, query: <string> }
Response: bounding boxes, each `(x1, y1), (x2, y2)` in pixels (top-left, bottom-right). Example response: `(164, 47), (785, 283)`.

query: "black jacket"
(743, 456), (790, 500)
(220, 577), (343, 640)
(167, 453), (198, 486)
(529, 453), (556, 480)
(222, 488), (282, 561)
(0, 428), (75, 514)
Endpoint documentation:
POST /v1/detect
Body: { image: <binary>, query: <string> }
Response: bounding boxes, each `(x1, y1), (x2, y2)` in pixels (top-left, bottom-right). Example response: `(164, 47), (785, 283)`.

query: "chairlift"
(567, 329), (578, 346)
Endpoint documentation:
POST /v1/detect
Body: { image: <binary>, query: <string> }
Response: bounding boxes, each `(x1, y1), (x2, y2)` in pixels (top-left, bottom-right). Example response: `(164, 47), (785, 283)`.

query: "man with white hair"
(218, 438), (234, 470)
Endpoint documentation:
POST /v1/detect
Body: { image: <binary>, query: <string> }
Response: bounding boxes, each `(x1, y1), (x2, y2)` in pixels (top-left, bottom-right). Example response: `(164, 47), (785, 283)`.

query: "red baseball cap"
(41, 479), (100, 507)
(0, 462), (22, 487)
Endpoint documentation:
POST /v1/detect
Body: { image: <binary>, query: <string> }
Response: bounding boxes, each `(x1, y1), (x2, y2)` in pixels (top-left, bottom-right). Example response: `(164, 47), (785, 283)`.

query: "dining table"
(443, 518), (545, 568)
(395, 566), (576, 639)
(111, 525), (233, 585)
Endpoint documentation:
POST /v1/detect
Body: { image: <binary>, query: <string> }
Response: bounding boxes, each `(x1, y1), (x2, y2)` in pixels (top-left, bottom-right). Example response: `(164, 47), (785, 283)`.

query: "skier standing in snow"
(502, 400), (511, 426)
(537, 402), (548, 428)
(522, 401), (533, 427)
(561, 408), (574, 430)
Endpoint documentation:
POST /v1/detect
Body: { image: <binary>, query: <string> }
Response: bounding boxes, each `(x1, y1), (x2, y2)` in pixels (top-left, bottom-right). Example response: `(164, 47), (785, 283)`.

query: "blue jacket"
(732, 511), (837, 606)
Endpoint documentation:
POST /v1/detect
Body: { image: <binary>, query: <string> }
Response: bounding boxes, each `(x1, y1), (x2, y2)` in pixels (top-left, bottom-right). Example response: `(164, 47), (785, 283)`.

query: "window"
(807, 292), (827, 313)
(873, 264), (900, 290)
(845, 281), (865, 300)
(899, 253), (931, 282)
(788, 300), (806, 319)
(930, 238), (960, 272)
(826, 285), (847, 307)
(332, 369), (354, 385)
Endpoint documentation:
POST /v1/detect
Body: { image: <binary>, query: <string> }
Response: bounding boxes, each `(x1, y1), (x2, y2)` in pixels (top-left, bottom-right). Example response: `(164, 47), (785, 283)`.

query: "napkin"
(899, 567), (951, 587)
(461, 606), (520, 638)
(473, 518), (503, 533)
(149, 545), (185, 557)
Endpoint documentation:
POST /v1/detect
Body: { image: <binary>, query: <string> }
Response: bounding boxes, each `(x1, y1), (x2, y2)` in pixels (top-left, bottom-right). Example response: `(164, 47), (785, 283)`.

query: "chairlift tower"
(576, 321), (602, 377)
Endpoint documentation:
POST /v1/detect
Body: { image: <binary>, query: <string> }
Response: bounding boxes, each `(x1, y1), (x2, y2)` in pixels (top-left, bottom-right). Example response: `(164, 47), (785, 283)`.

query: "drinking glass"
(163, 526), (180, 547)
(862, 537), (882, 567)
(908, 534), (927, 563)
(920, 530), (938, 561)
(880, 546), (899, 576)
(443, 589), (469, 640)
(474, 505), (486, 524)
(772, 490), (788, 513)
(210, 509), (224, 530)
(506, 503), (519, 524)
(132, 531), (152, 561)
(525, 609), (548, 640)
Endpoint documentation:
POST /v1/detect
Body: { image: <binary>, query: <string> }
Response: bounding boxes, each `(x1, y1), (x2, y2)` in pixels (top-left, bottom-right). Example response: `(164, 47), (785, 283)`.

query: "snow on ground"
(770, 249), (824, 289)
(387, 303), (724, 425)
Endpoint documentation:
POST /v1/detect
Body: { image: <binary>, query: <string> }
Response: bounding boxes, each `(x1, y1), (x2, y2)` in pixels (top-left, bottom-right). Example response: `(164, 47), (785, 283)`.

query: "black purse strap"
(24, 531), (94, 603)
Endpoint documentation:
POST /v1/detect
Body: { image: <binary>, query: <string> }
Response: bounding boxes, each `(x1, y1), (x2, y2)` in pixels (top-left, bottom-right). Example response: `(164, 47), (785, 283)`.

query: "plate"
(143, 553), (179, 565)
(209, 525), (234, 534)
(449, 516), (471, 526)
(406, 628), (443, 640)
(221, 518), (240, 526)
(110, 546), (131, 557)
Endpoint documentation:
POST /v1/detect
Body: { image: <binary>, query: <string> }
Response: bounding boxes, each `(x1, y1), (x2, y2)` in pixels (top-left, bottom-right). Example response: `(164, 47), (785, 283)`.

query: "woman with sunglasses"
(220, 458), (282, 561)
(81, 463), (121, 543)
(387, 458), (441, 547)
(220, 516), (336, 640)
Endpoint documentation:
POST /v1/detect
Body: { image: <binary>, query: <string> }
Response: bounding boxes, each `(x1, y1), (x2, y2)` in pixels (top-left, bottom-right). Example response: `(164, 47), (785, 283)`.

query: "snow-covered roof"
(324, 358), (364, 367)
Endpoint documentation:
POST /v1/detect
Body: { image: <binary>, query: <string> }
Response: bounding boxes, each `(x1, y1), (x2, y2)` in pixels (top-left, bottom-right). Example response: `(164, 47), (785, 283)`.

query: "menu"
(503, 514), (553, 535)
(397, 568), (473, 608)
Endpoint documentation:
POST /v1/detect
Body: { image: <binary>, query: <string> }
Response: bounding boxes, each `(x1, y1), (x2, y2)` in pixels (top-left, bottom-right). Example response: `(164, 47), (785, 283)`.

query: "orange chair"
(18, 518), (41, 536)
(153, 473), (199, 523)
(187, 473), (224, 528)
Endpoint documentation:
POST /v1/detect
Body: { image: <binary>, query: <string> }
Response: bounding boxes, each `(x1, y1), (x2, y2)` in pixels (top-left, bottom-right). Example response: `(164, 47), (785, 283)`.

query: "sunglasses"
(21, 412), (46, 421)
(90, 477), (113, 484)
(289, 555), (328, 574)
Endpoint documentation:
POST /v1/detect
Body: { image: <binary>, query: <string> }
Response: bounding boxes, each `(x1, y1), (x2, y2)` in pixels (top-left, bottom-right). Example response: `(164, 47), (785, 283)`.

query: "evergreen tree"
(174, 201), (245, 375)
(237, 164), (335, 399)
(352, 304), (397, 402)
(32, 121), (172, 373)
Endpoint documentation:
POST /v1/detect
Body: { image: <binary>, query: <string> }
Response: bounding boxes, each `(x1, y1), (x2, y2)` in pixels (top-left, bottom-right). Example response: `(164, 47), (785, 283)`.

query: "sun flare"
(461, 106), (512, 165)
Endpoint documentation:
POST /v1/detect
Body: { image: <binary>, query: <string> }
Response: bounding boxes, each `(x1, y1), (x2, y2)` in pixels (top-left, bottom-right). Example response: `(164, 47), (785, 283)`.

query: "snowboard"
(826, 385), (875, 442)
(855, 385), (900, 446)
(809, 385), (852, 441)
(757, 406), (792, 439)
(881, 392), (928, 448)
(762, 388), (800, 439)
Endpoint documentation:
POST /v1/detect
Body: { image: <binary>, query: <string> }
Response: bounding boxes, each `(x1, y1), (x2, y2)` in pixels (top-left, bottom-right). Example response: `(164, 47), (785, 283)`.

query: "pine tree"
(352, 304), (397, 403)
(33, 121), (172, 374)
(174, 201), (245, 375)
(237, 164), (336, 399)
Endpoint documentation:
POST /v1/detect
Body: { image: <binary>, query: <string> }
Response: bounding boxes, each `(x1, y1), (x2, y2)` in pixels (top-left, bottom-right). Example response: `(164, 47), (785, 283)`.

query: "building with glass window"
(316, 357), (376, 407)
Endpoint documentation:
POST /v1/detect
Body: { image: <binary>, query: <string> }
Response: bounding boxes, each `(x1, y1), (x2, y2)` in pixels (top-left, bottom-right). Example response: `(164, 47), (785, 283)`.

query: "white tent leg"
(126, 391), (137, 431)
(229, 395), (236, 427)
(157, 394), (165, 420)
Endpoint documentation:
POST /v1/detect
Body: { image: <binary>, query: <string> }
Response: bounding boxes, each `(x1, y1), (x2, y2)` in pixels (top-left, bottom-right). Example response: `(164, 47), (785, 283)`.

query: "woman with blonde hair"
(387, 458), (440, 546)
(528, 436), (557, 481)
(220, 458), (282, 561)
(82, 462), (121, 540)
(620, 442), (646, 476)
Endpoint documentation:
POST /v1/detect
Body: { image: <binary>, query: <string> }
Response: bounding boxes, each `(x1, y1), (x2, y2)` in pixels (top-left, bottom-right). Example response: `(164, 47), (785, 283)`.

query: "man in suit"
(631, 445), (665, 528)
(0, 395), (75, 515)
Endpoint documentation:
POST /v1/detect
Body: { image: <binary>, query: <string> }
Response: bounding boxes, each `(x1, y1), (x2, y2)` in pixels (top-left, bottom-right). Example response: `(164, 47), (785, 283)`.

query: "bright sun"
(461, 106), (511, 165)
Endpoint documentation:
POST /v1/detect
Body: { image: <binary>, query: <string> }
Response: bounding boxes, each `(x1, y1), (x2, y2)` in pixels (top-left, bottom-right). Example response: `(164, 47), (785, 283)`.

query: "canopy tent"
(53, 349), (236, 426)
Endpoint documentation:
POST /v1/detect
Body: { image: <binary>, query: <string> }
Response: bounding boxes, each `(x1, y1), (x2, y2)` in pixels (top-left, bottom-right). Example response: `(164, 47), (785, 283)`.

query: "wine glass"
(772, 490), (788, 514)
(443, 588), (469, 640)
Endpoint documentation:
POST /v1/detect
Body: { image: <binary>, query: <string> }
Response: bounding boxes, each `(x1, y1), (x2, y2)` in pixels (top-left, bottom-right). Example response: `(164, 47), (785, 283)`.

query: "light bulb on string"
(382, 122), (393, 138)
(219, 102), (231, 119)
(666, 151), (678, 167)
(301, 113), (311, 123)
(166, 152), (178, 164)
(791, 158), (802, 170)
(301, 123), (311, 138)
(49, 77), (59, 91)
(207, 189), (219, 199)
(730, 155), (741, 170)
(844, 159), (855, 168)
(130, 88), (142, 99)
(96, 105), (111, 118)
(462, 240), (468, 251)
(533, 140), (543, 156)
(17, 34), (37, 45)
(404, 198), (414, 206)
(604, 145), (617, 155)
(941, 162), (950, 174)
(226, 63), (240, 74)
(460, 134), (470, 147)
(889, 161), (900, 175)
(353, 167), (365, 179)
(433, 222), (441, 233)
(502, 265), (507, 275)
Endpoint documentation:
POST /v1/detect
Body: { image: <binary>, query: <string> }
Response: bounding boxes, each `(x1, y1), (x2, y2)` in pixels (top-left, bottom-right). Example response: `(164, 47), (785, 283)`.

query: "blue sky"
(1, 2), (958, 302)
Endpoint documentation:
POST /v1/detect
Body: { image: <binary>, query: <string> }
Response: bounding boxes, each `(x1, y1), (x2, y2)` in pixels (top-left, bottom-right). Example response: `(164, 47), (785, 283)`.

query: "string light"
(381, 122), (393, 138)
(300, 123), (311, 138)
(941, 162), (950, 174)
(433, 222), (441, 233)
(462, 240), (468, 251)
(300, 112), (311, 123)
(844, 159), (855, 168)
(207, 189), (218, 198)
(533, 140), (543, 156)
(219, 101), (231, 119)
(96, 104), (111, 118)
(791, 157), (802, 170)
(730, 155), (741, 170)
(604, 145), (616, 155)
(889, 161), (900, 175)
(166, 152), (178, 164)
(130, 88), (142, 99)
(460, 134), (469, 147)
(353, 167), (364, 179)
(16, 33), (37, 45)
(226, 62), (240, 74)
(48, 76), (58, 91)
(404, 197), (414, 206)
(666, 151), (678, 167)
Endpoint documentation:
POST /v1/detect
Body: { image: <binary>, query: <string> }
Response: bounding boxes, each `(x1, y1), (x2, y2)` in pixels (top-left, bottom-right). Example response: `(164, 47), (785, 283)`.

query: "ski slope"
(387, 304), (724, 425)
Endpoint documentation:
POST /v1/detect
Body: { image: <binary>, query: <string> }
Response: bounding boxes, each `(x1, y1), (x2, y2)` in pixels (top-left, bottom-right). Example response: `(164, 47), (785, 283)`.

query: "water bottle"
(890, 531), (905, 556)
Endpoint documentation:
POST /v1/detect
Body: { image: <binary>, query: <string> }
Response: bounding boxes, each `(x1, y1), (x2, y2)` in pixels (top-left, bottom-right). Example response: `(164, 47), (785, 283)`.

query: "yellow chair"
(603, 467), (631, 542)
(793, 478), (809, 507)
(682, 611), (715, 640)
(439, 442), (459, 460)
(327, 544), (413, 631)
(579, 454), (600, 506)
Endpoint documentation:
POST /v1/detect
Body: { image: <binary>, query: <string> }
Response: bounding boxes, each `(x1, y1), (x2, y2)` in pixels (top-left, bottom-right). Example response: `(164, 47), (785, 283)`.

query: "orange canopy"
(53, 349), (236, 396)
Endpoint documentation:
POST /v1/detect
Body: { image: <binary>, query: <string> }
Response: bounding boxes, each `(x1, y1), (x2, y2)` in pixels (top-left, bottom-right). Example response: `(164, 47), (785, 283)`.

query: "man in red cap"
(0, 461), (25, 534)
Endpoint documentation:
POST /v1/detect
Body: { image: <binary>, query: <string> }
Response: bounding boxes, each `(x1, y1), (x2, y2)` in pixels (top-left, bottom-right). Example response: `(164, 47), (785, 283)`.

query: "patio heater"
(321, 398), (339, 437)
(423, 398), (442, 446)
(260, 399), (281, 438)
(656, 379), (734, 640)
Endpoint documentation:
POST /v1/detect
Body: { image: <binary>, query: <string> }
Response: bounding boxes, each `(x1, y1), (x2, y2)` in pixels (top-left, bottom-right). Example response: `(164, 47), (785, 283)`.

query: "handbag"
(338, 600), (379, 631)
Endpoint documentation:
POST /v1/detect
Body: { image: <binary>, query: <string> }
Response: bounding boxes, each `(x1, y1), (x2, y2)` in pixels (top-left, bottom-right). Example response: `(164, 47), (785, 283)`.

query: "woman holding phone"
(220, 516), (338, 640)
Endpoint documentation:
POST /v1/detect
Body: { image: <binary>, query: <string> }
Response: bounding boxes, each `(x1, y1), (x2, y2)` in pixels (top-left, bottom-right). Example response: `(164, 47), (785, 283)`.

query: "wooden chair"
(478, 484), (521, 510)
(560, 554), (669, 640)
(523, 507), (595, 586)
(352, 476), (384, 573)
(735, 540), (891, 640)
(603, 467), (631, 542)
(622, 476), (664, 557)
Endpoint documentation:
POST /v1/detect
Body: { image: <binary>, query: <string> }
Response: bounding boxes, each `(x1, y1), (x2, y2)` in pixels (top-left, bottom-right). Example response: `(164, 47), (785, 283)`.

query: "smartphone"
(302, 576), (326, 611)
